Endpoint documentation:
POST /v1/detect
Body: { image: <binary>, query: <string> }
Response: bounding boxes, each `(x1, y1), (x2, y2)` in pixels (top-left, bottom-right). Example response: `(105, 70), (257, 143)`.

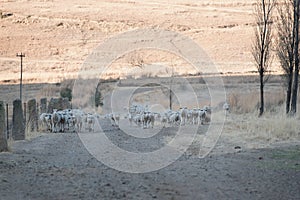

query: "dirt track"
(0, 119), (299, 200)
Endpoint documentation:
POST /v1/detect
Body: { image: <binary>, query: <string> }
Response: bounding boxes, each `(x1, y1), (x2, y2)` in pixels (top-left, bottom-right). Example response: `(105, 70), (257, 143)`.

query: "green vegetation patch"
(256, 146), (300, 171)
(271, 147), (300, 160)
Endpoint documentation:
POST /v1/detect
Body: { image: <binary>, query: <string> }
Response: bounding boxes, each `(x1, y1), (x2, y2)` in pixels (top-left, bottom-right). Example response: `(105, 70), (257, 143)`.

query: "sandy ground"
(0, 118), (299, 200)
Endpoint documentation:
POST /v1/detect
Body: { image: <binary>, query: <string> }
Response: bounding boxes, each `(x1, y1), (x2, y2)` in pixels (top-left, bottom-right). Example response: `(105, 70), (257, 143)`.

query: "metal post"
(169, 65), (174, 110)
(169, 82), (172, 110)
(36, 102), (39, 131)
(6, 103), (9, 139)
(23, 102), (26, 126)
(16, 53), (25, 102)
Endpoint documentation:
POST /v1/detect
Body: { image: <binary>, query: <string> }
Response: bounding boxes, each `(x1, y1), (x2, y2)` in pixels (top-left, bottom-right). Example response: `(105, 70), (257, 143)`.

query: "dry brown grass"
(223, 90), (300, 145)
(38, 84), (61, 100)
(225, 110), (300, 144)
(227, 90), (285, 114)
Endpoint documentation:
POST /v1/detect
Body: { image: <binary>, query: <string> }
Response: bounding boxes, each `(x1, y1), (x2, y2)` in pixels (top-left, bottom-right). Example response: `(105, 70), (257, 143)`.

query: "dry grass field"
(0, 0), (283, 84)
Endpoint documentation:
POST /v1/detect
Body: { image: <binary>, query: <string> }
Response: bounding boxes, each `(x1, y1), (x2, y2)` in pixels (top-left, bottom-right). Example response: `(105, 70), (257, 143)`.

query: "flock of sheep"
(126, 104), (212, 129)
(38, 102), (230, 133)
(39, 109), (96, 133)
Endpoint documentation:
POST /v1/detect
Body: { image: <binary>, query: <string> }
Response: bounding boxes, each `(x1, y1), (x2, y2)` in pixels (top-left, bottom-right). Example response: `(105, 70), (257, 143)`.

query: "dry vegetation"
(223, 110), (300, 149)
(223, 80), (300, 146)
(0, 0), (282, 84)
(227, 90), (285, 114)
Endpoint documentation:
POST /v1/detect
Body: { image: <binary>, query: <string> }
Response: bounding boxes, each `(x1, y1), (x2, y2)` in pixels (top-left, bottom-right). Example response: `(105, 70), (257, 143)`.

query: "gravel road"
(0, 120), (299, 200)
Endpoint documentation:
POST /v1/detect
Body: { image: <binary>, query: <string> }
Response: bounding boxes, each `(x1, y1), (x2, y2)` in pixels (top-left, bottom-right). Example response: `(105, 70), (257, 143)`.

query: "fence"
(0, 97), (71, 149)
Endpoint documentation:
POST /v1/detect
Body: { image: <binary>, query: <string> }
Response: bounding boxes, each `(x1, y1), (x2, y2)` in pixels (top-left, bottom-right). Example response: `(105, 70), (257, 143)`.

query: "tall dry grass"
(227, 90), (285, 114)
(38, 84), (61, 99)
(224, 90), (300, 143)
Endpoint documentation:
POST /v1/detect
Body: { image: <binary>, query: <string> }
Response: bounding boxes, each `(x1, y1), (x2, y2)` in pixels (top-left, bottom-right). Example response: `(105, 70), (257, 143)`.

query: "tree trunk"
(291, 0), (300, 115)
(259, 71), (264, 116)
(286, 70), (293, 114)
(291, 64), (299, 114)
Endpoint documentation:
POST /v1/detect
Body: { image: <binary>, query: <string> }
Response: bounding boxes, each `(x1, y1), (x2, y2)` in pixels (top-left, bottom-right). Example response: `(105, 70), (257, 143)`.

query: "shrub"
(60, 87), (72, 101)
(95, 87), (103, 108)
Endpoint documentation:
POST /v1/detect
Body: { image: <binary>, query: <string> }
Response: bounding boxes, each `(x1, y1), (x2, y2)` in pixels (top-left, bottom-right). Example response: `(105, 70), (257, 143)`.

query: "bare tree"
(290, 0), (300, 114)
(276, 0), (294, 114)
(252, 0), (276, 116)
(276, 0), (300, 115)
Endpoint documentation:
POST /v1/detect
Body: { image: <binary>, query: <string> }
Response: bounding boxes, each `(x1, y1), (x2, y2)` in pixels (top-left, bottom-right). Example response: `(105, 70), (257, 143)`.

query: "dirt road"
(0, 121), (299, 200)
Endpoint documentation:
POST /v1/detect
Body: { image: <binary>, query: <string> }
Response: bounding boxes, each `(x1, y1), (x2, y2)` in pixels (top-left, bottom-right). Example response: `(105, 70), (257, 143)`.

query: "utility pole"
(16, 53), (25, 102)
